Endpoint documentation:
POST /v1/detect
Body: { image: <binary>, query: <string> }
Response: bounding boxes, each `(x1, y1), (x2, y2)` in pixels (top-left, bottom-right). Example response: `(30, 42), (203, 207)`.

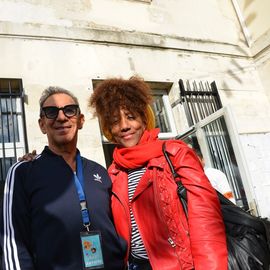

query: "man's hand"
(18, 150), (37, 161)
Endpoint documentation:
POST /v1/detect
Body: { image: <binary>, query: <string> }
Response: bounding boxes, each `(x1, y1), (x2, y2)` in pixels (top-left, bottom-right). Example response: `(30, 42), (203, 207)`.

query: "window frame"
(0, 78), (28, 182)
(177, 107), (255, 213)
(0, 98), (25, 158)
(152, 89), (177, 139)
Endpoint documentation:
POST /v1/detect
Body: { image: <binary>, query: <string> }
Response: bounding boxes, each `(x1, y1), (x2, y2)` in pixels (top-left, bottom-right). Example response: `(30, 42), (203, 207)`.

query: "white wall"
(1, 37), (268, 144)
(236, 0), (270, 46)
(0, 0), (242, 44)
(240, 133), (270, 217)
(235, 0), (270, 103)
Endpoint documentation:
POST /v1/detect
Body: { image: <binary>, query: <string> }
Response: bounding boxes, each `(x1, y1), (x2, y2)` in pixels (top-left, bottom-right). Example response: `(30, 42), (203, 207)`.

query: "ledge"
(0, 21), (252, 58)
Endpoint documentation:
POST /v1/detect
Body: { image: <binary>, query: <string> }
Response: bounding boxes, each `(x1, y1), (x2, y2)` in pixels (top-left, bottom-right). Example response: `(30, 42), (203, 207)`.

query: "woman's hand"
(18, 150), (37, 161)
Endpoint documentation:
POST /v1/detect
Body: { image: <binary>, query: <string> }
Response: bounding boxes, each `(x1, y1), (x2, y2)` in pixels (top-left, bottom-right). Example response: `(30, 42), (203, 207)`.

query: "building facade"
(0, 0), (270, 217)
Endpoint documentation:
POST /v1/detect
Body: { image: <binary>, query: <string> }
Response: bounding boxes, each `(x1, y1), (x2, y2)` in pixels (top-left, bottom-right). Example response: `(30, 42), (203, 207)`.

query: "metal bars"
(178, 79), (248, 209)
(0, 79), (26, 185)
(179, 79), (222, 126)
(203, 117), (248, 209)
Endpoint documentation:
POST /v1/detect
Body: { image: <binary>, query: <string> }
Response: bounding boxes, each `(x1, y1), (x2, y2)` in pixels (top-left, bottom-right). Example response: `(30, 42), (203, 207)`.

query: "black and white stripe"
(2, 155), (41, 270)
(128, 167), (148, 259)
(3, 161), (25, 270)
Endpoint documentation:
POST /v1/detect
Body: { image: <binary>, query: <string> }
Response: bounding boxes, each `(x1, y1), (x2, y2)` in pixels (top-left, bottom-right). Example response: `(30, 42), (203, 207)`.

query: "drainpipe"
(231, 0), (252, 47)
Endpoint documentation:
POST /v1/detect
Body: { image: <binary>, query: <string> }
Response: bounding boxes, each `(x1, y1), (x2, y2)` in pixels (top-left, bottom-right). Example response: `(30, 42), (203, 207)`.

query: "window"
(151, 87), (177, 139)
(0, 79), (28, 191)
(178, 79), (249, 210)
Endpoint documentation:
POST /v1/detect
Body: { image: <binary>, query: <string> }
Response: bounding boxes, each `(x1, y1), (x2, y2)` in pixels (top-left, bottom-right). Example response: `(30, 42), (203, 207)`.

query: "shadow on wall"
(243, 0), (256, 28)
(222, 0), (257, 96)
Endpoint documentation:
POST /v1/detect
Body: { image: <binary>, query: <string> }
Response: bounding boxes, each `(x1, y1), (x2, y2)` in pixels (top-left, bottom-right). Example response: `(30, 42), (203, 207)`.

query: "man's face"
(38, 93), (84, 150)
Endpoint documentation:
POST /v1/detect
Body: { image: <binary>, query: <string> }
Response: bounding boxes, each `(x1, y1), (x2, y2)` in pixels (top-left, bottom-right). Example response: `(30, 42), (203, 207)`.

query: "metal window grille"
(179, 79), (222, 126)
(203, 117), (248, 208)
(0, 79), (28, 192)
(178, 79), (248, 209)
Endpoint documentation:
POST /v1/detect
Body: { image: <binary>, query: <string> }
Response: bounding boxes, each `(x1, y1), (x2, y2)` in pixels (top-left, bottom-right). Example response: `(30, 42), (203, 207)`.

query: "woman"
(89, 77), (228, 270)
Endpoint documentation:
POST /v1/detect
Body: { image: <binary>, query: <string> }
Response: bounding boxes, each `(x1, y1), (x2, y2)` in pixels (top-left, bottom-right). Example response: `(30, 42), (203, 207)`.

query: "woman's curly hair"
(89, 76), (155, 141)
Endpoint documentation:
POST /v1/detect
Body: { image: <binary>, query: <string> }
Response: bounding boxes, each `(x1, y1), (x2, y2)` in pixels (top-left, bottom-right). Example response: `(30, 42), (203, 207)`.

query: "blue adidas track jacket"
(0, 146), (126, 270)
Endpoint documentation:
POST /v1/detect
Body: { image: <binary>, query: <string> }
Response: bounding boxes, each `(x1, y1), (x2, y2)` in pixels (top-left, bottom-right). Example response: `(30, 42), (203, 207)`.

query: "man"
(197, 152), (235, 204)
(0, 87), (126, 270)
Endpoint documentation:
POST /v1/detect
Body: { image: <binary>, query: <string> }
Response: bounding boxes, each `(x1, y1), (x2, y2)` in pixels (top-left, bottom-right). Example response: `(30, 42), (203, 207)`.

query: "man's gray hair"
(39, 86), (79, 108)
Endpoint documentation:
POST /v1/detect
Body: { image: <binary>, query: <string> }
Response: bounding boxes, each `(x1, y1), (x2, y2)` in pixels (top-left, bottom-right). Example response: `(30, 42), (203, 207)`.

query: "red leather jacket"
(109, 140), (228, 270)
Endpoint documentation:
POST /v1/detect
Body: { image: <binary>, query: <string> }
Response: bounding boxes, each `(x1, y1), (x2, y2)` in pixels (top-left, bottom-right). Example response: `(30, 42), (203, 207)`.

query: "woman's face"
(110, 109), (146, 148)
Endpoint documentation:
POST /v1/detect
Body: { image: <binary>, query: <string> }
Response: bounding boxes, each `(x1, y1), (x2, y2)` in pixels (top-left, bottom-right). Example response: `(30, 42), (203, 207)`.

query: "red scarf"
(113, 128), (164, 169)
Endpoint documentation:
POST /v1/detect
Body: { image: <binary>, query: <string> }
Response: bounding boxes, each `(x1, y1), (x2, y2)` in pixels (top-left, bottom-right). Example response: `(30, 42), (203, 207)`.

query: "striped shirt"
(128, 167), (148, 259)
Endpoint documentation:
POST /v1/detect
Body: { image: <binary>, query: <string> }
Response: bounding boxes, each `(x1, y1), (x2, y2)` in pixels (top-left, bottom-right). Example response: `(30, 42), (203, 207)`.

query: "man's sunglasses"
(40, 104), (80, 119)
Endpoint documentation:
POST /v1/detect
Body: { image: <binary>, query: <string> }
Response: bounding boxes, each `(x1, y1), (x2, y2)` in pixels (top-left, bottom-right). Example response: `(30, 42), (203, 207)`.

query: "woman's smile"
(111, 109), (145, 148)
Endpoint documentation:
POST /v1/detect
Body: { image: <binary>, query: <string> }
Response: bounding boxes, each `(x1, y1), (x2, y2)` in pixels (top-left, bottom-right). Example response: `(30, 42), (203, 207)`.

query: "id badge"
(80, 231), (104, 269)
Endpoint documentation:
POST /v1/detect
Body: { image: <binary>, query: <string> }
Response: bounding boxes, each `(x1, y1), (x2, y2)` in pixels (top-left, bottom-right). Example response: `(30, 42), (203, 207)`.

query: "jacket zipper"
(168, 237), (176, 248)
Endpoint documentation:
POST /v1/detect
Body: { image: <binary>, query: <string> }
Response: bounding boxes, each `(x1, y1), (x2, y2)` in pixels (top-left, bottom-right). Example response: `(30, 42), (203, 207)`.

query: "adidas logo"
(93, 173), (102, 183)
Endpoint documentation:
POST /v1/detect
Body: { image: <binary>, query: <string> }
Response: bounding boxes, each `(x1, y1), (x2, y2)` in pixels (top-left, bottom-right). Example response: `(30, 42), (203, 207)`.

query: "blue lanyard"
(74, 153), (91, 231)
